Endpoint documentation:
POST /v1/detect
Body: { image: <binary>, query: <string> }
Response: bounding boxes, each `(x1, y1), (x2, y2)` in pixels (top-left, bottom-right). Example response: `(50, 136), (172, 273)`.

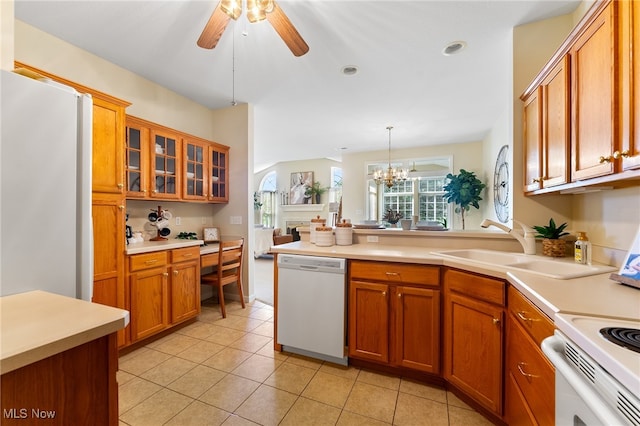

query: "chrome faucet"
(481, 219), (537, 255)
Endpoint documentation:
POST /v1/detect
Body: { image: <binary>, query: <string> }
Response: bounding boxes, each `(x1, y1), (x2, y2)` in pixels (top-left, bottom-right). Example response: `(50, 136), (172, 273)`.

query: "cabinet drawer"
(444, 268), (505, 306)
(171, 246), (200, 263)
(129, 251), (168, 272)
(508, 286), (554, 346)
(350, 260), (439, 286)
(507, 315), (555, 426)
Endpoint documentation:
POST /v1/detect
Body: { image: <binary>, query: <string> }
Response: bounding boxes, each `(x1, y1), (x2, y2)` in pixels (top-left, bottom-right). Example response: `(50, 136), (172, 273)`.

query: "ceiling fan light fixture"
(247, 0), (271, 22)
(220, 0), (242, 20)
(442, 40), (466, 56)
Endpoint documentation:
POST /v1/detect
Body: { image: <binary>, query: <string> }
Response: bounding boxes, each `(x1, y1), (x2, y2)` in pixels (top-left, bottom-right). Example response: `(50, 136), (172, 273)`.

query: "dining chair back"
(201, 238), (245, 318)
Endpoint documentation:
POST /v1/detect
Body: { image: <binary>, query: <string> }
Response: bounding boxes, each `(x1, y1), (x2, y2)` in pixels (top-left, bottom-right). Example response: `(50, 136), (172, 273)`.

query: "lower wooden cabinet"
(127, 246), (200, 344)
(348, 261), (440, 374)
(443, 268), (505, 416)
(505, 286), (555, 425)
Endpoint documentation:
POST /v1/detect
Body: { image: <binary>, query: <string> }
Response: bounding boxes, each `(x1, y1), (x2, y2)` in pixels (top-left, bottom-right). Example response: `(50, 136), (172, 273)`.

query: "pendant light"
(373, 126), (408, 188)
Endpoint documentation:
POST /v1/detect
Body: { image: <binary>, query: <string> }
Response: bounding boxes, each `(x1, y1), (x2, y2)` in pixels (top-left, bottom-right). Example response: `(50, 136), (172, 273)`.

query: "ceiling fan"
(197, 0), (309, 57)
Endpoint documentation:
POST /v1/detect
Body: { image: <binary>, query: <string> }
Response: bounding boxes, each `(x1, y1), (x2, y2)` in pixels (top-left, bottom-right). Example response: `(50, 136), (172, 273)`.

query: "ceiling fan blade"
(266, 2), (309, 57)
(197, 2), (231, 49)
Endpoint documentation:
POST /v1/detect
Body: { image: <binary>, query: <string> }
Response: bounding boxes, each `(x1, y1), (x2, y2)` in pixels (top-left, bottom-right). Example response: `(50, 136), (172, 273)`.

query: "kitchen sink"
(433, 249), (617, 279)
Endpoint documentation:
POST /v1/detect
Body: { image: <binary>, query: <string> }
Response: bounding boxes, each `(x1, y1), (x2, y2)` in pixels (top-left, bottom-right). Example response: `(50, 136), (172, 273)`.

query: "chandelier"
(373, 126), (408, 188)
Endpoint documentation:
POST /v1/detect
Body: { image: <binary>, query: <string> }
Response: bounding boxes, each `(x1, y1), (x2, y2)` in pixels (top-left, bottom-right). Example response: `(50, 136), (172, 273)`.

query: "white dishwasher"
(277, 254), (347, 365)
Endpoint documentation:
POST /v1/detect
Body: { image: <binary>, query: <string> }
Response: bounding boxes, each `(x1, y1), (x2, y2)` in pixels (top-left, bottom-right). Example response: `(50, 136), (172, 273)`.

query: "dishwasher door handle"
(299, 265), (320, 271)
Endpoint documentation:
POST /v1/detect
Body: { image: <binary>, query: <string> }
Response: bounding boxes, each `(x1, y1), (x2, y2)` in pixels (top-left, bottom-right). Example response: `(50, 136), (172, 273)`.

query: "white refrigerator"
(1, 69), (93, 301)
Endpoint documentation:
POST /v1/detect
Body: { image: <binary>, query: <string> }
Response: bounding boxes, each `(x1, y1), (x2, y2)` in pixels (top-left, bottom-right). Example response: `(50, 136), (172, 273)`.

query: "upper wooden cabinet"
(521, 0), (640, 194)
(125, 115), (229, 203)
(570, 1), (616, 181)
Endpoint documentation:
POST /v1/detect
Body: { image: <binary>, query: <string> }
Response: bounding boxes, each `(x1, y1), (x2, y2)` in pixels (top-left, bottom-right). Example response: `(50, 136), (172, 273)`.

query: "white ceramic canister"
(309, 215), (326, 244)
(315, 226), (334, 247)
(334, 219), (353, 246)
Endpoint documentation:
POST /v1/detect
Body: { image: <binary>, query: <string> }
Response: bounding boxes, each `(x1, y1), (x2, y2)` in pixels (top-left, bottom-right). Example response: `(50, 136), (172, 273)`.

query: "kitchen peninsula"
(271, 235), (640, 424)
(1, 291), (129, 425)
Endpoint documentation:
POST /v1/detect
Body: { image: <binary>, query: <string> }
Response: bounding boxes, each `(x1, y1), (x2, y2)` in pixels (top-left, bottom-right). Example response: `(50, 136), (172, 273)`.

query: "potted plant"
(442, 169), (486, 230)
(305, 182), (328, 204)
(533, 218), (570, 257)
(382, 209), (403, 227)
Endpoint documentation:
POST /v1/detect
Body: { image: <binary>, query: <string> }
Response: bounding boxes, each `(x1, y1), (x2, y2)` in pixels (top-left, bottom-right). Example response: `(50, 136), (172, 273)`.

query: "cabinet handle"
(145, 259), (158, 265)
(492, 318), (500, 325)
(517, 362), (539, 379)
(385, 272), (400, 277)
(173, 270), (179, 276)
(516, 311), (539, 323)
(613, 150), (631, 159)
(599, 155), (614, 163)
(182, 253), (193, 257)
(163, 272), (169, 277)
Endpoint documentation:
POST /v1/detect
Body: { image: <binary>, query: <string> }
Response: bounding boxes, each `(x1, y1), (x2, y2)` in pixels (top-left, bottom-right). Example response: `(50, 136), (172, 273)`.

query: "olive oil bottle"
(574, 232), (592, 265)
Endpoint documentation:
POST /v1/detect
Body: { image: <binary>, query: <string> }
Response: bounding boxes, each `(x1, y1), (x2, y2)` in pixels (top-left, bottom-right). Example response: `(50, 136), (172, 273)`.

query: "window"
(258, 171), (277, 227)
(330, 167), (343, 203)
(368, 157), (451, 223)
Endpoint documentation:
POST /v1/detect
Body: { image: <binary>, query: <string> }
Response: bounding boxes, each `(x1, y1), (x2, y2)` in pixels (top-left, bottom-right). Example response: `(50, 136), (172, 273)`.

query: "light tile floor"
(118, 297), (494, 425)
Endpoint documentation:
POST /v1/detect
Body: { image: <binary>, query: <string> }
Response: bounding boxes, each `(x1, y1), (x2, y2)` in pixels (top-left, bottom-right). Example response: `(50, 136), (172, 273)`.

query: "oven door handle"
(541, 335), (628, 424)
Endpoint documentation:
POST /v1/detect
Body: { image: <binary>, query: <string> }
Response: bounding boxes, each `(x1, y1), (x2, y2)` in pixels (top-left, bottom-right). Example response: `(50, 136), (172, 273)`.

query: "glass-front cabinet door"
(209, 144), (229, 203)
(125, 118), (149, 198)
(151, 130), (180, 199)
(183, 138), (207, 201)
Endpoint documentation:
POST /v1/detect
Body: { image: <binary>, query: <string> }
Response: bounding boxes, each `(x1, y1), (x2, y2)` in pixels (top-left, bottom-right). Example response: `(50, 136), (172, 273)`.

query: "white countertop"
(272, 241), (640, 321)
(0, 290), (130, 374)
(126, 239), (204, 255)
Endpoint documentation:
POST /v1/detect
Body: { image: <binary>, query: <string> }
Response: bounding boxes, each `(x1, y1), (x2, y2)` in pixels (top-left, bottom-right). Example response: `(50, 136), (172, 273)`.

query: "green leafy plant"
(253, 192), (263, 210)
(533, 218), (569, 239)
(305, 182), (328, 203)
(382, 208), (403, 225)
(442, 169), (486, 230)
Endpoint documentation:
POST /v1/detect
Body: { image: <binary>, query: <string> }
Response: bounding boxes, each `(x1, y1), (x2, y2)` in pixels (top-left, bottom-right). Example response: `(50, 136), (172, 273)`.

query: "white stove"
(543, 313), (640, 426)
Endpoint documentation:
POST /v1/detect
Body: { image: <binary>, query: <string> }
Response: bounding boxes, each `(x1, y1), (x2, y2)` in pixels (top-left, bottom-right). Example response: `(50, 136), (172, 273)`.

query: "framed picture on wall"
(290, 171), (313, 205)
(610, 226), (640, 289)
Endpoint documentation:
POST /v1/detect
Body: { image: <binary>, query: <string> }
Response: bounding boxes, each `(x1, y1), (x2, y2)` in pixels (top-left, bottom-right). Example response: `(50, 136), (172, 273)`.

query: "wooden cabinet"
(443, 268), (505, 416)
(169, 246), (201, 323)
(127, 246), (201, 344)
(208, 144), (229, 203)
(125, 115), (229, 203)
(522, 87), (542, 192)
(348, 261), (440, 374)
(570, 0), (617, 181)
(129, 251), (169, 342)
(92, 97), (127, 195)
(620, 0), (640, 171)
(505, 286), (555, 426)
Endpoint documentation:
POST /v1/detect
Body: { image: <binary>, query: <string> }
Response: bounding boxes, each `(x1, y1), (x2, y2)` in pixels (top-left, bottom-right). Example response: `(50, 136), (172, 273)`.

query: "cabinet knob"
(599, 155), (614, 164)
(517, 362), (539, 379)
(142, 189), (147, 194)
(613, 150), (631, 159)
(173, 270), (179, 276)
(492, 318), (500, 325)
(117, 183), (124, 189)
(119, 205), (125, 210)
(163, 272), (169, 277)
(532, 178), (541, 183)
(382, 291), (387, 297)
(397, 293), (402, 298)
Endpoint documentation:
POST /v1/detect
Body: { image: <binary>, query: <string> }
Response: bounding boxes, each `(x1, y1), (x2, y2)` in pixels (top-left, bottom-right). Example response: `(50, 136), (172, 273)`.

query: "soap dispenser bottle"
(575, 232), (592, 265)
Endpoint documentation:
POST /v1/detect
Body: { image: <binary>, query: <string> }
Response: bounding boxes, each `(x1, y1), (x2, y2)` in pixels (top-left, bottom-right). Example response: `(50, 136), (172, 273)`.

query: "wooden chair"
(201, 238), (245, 318)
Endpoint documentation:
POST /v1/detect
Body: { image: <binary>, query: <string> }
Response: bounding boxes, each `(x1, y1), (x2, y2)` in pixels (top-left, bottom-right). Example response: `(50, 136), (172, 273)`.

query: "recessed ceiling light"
(341, 65), (359, 76)
(442, 41), (467, 56)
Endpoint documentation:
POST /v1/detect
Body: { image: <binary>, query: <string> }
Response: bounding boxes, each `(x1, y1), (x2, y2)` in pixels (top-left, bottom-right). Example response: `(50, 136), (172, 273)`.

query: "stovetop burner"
(600, 327), (640, 354)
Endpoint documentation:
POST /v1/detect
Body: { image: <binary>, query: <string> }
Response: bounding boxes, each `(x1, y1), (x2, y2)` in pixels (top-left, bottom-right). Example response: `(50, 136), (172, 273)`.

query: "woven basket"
(542, 238), (566, 257)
